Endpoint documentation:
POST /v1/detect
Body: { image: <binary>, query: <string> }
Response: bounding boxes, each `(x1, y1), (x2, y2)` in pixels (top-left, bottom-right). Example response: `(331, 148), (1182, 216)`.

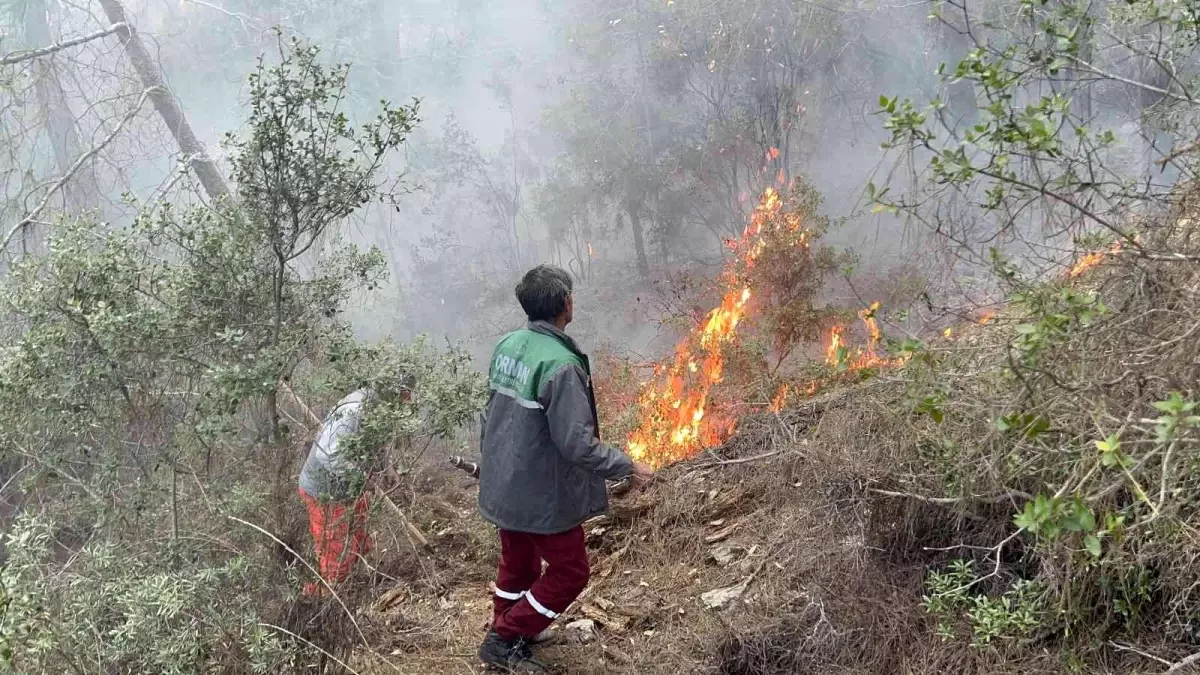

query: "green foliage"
(0, 38), (481, 674)
(1013, 494), (1098, 542)
(923, 559), (1046, 647)
(331, 337), (487, 476)
(1, 516), (293, 674)
(227, 36), (419, 237)
(915, 393), (946, 424)
(1008, 286), (1108, 369)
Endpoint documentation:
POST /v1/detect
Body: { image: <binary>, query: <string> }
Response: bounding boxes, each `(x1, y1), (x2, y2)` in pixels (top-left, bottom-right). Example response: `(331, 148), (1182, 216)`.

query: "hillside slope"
(314, 202), (1200, 674)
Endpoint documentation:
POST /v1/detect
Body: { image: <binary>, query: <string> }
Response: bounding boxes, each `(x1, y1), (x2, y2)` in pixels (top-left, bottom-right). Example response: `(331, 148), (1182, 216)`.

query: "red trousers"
(491, 526), (590, 639)
(299, 488), (372, 585)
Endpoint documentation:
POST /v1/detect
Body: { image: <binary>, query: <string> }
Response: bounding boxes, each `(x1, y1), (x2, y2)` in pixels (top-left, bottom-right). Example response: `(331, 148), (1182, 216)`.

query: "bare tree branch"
(97, 0), (231, 201)
(1165, 651), (1200, 674)
(1066, 54), (1194, 104)
(0, 22), (127, 67)
(3, 89), (151, 252)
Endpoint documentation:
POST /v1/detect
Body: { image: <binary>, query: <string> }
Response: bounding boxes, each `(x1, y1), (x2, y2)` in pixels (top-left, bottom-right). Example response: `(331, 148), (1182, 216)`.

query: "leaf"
(1023, 416), (1051, 438)
(1084, 534), (1102, 558)
(1014, 503), (1039, 533)
(1078, 508), (1096, 532)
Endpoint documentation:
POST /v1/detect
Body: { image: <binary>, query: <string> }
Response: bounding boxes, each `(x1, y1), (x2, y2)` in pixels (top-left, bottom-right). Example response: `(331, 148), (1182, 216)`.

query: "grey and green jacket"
(478, 321), (635, 534)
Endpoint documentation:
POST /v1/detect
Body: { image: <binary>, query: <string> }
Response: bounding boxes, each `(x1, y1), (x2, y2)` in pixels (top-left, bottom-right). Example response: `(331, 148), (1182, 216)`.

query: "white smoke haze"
(0, 0), (1167, 362)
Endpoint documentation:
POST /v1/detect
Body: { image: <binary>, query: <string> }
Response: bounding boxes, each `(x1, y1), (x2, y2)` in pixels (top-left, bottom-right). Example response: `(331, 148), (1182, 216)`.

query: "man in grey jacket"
(477, 265), (653, 672)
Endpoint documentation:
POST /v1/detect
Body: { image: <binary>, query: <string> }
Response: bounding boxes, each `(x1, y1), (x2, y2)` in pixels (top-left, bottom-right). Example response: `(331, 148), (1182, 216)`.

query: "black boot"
(478, 630), (549, 673)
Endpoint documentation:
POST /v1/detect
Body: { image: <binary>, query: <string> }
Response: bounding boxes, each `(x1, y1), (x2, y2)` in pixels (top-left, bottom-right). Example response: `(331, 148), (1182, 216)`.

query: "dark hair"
(515, 265), (573, 321)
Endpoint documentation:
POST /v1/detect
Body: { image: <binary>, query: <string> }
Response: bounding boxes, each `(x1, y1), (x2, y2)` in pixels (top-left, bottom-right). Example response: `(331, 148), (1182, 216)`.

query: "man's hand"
(630, 461), (655, 484)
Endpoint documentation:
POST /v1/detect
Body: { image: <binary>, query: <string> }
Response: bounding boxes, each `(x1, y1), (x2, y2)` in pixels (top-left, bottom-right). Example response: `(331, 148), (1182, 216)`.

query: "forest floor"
(293, 382), (1141, 674)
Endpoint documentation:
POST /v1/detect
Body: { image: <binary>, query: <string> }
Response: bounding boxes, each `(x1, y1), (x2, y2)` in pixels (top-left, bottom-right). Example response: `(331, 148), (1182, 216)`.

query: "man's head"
(515, 265), (574, 328)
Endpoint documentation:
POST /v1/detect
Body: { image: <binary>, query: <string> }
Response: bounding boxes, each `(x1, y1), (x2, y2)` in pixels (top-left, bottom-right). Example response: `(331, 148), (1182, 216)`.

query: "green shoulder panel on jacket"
(489, 329), (583, 407)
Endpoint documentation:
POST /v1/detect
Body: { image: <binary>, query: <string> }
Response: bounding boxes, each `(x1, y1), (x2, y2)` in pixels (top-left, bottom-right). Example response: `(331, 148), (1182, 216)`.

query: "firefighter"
(297, 376), (413, 598)
(476, 265), (654, 671)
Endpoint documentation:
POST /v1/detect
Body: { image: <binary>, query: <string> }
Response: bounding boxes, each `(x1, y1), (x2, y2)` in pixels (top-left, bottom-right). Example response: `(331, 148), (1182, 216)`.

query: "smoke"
(12, 0), (1119, 359)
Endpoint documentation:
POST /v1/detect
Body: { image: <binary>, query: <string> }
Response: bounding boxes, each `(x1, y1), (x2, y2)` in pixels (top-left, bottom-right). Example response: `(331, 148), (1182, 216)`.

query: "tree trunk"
(96, 0), (230, 201)
(625, 204), (651, 281)
(25, 0), (103, 215)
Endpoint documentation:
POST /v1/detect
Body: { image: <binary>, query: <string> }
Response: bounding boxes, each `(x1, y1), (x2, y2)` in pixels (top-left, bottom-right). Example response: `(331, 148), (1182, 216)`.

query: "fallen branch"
(1066, 54), (1194, 105)
(3, 88), (151, 252)
(0, 23), (127, 66)
(693, 448), (789, 468)
(868, 487), (1032, 504)
(1157, 137), (1200, 167)
(942, 529), (1023, 597)
(376, 488), (431, 551)
(99, 0), (231, 202)
(1108, 641), (1171, 667)
(279, 381), (321, 427)
(1166, 651), (1200, 674)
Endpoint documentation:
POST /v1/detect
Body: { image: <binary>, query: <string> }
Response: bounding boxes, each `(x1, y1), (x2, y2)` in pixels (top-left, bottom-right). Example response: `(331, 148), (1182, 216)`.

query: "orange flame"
(769, 383), (789, 412)
(1068, 241), (1123, 278)
(622, 189), (906, 469)
(825, 302), (906, 370)
(825, 325), (845, 365)
(627, 189), (787, 469)
(626, 285), (750, 467)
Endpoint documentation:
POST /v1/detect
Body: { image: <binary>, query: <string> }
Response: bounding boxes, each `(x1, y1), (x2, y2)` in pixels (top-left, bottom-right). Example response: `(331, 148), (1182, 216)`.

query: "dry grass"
(287, 384), (1183, 673)
(287, 382), (1072, 673)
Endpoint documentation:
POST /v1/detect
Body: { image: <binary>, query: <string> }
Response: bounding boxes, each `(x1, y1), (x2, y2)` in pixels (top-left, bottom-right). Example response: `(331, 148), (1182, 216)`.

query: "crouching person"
(477, 265), (653, 671)
(297, 377), (412, 598)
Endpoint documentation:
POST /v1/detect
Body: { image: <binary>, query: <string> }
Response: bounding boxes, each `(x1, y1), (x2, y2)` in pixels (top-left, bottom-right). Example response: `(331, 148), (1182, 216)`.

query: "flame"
(1068, 251), (1105, 278)
(587, 241), (594, 258)
(627, 189), (787, 469)
(769, 383), (789, 412)
(825, 302), (907, 370)
(1068, 240), (1123, 278)
(621, 183), (906, 470)
(825, 325), (845, 365)
(978, 312), (996, 325)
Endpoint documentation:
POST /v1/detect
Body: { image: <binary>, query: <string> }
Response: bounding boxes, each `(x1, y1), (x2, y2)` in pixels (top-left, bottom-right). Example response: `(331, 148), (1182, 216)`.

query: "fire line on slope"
(625, 187), (903, 470)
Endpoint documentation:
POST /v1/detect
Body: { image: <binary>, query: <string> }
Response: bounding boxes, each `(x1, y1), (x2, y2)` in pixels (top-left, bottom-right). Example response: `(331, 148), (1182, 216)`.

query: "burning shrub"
(624, 181), (845, 469)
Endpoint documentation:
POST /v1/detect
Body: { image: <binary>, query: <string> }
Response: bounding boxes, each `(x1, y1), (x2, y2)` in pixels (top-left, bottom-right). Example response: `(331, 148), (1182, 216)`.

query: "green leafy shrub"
(0, 38), (479, 674)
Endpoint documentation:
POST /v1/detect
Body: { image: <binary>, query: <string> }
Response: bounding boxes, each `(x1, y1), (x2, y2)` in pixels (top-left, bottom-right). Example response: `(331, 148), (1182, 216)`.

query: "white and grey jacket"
(298, 388), (378, 502)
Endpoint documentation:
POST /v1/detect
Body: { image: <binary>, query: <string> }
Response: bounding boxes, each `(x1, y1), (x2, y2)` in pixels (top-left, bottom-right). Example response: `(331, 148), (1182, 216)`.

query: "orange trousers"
(298, 488), (372, 586)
